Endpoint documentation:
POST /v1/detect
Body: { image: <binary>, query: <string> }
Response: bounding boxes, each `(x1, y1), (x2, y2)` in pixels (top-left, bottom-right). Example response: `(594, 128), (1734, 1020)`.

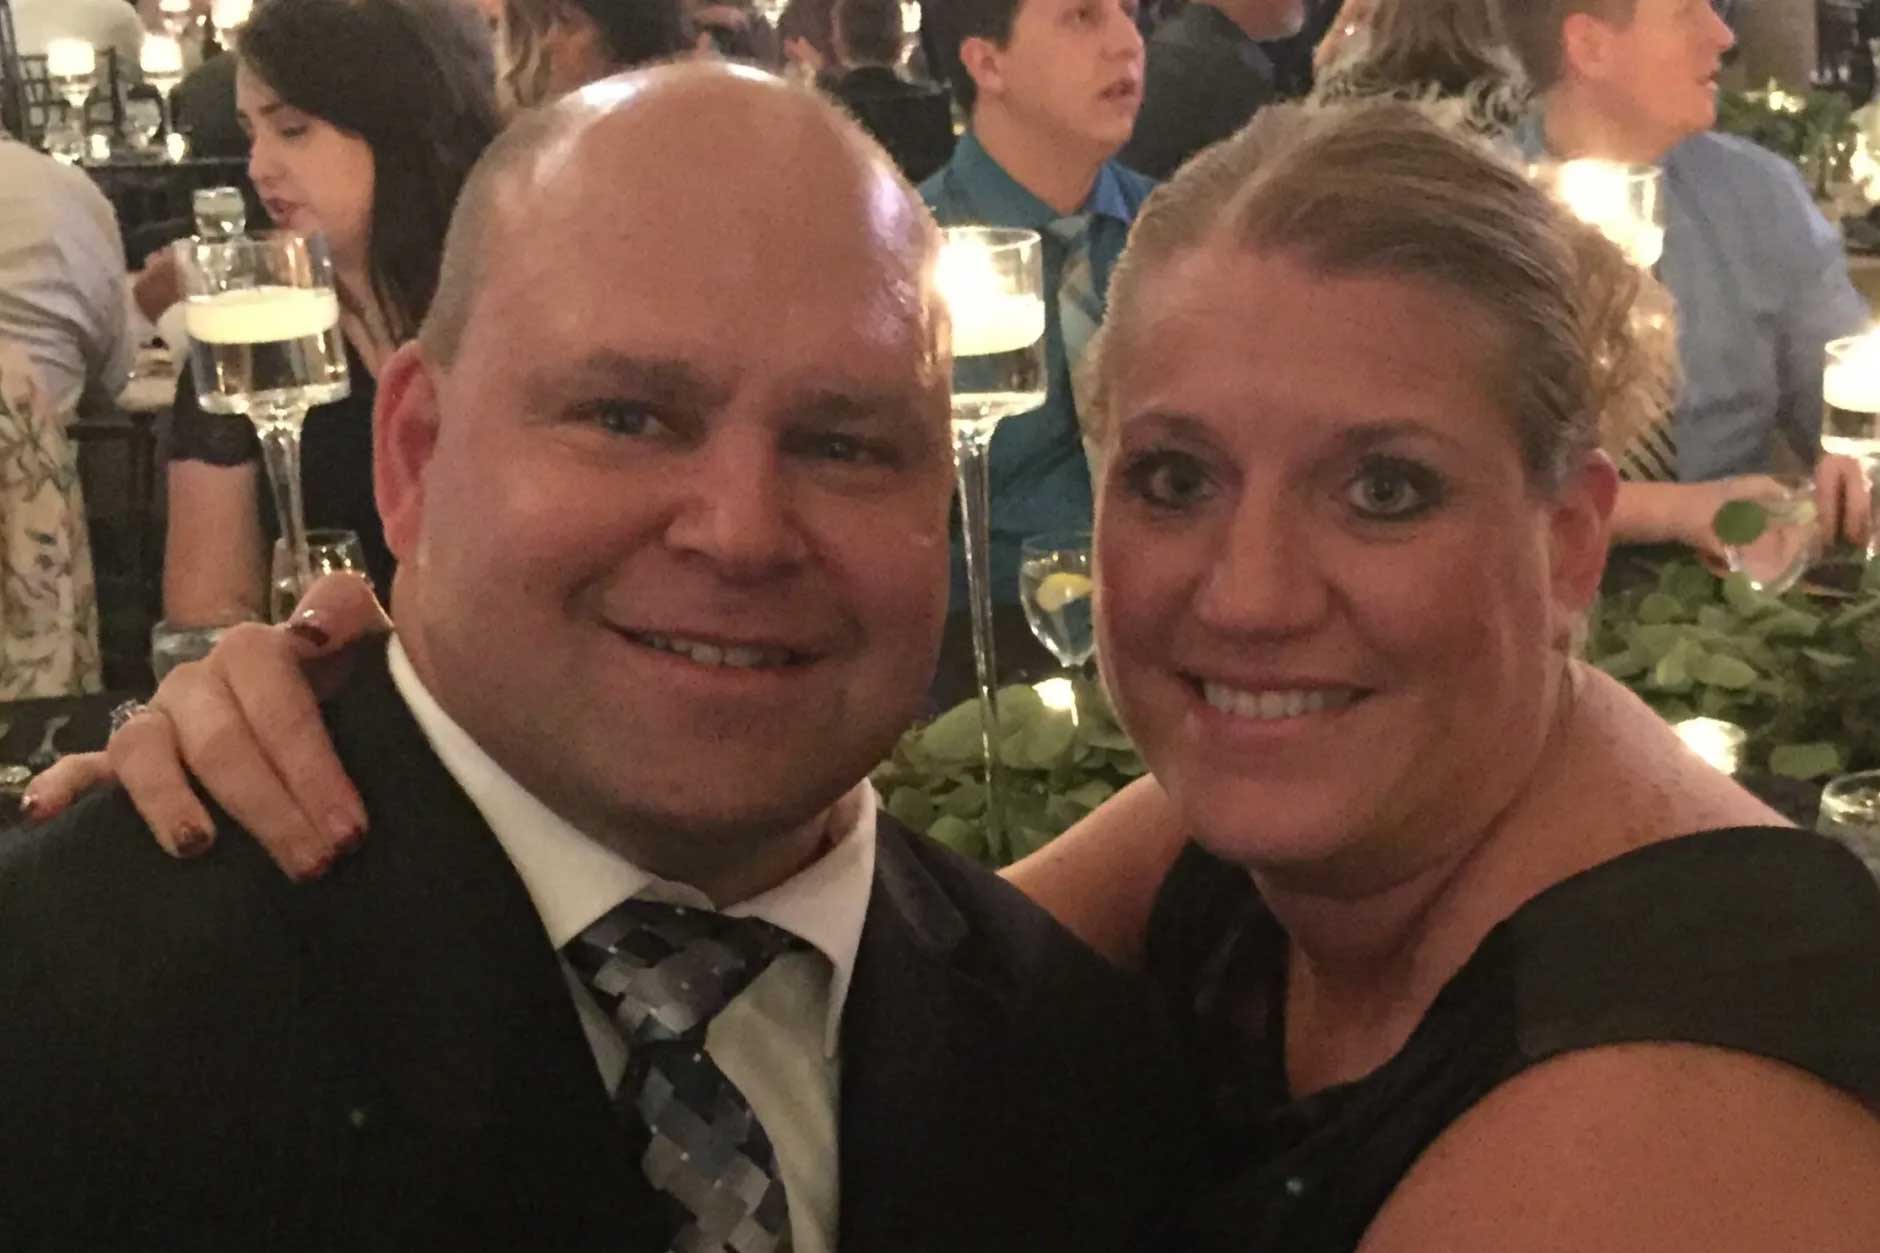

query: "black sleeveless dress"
(1144, 827), (1880, 1252)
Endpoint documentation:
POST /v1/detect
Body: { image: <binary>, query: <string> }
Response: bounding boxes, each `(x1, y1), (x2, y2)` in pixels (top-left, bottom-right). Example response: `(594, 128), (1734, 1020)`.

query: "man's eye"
(1120, 449), (1214, 510)
(1346, 458), (1442, 520)
(576, 401), (668, 439)
(792, 431), (894, 466)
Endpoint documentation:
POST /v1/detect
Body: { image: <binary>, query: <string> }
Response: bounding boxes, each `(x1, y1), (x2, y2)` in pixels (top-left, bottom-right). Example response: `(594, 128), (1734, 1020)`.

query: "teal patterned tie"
(1049, 213), (1102, 426)
(565, 900), (803, 1253)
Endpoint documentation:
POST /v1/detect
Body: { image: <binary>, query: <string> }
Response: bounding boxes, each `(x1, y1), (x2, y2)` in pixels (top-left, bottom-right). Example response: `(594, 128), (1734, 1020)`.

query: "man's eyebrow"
(1329, 418), (1470, 455)
(523, 350), (731, 411)
(780, 386), (929, 427)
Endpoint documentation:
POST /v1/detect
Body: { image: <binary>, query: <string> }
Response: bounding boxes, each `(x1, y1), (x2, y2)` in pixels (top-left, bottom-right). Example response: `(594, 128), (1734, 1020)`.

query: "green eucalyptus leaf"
(1768, 742), (1844, 780)
(1636, 592), (1686, 625)
(1695, 605), (1740, 634)
(1596, 647), (1648, 679)
(1691, 653), (1758, 690)
(1712, 498), (1768, 546)
(1628, 623), (1688, 662)
(1661, 562), (1720, 606)
(939, 781), (987, 819)
(925, 814), (987, 861)
(1721, 572), (1778, 617)
(921, 700), (988, 765)
(1651, 641), (1694, 692)
(1802, 647), (1856, 671)
(885, 786), (936, 832)
(1064, 778), (1116, 809)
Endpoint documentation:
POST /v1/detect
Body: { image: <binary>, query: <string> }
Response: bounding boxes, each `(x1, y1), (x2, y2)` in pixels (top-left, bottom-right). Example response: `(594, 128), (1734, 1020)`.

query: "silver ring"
(108, 700), (153, 735)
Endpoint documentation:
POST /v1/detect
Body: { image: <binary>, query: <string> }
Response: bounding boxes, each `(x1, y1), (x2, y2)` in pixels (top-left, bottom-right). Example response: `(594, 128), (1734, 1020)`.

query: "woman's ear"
(1549, 449), (1619, 623)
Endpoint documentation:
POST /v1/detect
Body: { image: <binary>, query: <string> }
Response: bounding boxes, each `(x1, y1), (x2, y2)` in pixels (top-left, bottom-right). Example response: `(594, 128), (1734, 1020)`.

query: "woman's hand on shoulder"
(1357, 1042), (1880, 1252)
(23, 574), (390, 880)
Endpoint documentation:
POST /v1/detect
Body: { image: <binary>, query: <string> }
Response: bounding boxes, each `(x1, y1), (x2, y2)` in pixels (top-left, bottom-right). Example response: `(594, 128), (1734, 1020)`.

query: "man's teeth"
(636, 632), (790, 669)
(1202, 683), (1358, 721)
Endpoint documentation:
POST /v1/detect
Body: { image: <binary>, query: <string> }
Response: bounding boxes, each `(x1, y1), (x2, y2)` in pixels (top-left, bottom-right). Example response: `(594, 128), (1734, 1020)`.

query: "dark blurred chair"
(0, 0), (24, 143)
(832, 72), (955, 184)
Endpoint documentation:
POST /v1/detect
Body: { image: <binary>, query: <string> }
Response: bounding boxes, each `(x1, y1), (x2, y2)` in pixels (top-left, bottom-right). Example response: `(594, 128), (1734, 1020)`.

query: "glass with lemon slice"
(1020, 532), (1096, 671)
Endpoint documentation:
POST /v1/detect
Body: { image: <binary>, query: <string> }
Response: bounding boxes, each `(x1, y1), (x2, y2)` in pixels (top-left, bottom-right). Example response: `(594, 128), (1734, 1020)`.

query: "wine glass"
(174, 232), (351, 604)
(270, 529), (368, 623)
(938, 226), (1047, 862)
(1020, 531), (1094, 727)
(44, 40), (97, 165)
(193, 186), (249, 241)
(1019, 531), (1095, 670)
(1818, 770), (1880, 883)
(1721, 475), (1820, 595)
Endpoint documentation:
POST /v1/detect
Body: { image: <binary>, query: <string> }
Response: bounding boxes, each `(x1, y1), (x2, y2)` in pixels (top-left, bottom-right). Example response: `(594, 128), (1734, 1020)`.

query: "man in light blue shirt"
(1506, 0), (1872, 556)
(922, 0), (1154, 605)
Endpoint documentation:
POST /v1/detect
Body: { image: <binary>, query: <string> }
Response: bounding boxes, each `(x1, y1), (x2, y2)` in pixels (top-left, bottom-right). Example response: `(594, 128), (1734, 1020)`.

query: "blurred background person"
(825, 0), (954, 180)
(1504, 0), (1873, 561)
(1311, 0), (1527, 136)
(1117, 0), (1305, 179)
(162, 0), (499, 626)
(492, 0), (691, 109)
(0, 137), (133, 425)
(778, 0), (840, 80)
(0, 138), (124, 698)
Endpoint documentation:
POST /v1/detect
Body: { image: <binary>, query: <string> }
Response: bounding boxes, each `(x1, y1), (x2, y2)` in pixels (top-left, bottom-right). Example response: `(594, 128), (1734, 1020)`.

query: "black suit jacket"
(1116, 3), (1276, 180)
(0, 642), (1195, 1251)
(828, 66), (956, 184)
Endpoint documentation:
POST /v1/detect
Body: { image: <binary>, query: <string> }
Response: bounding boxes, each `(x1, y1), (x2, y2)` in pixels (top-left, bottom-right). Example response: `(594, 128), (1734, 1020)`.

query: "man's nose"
(661, 437), (810, 581)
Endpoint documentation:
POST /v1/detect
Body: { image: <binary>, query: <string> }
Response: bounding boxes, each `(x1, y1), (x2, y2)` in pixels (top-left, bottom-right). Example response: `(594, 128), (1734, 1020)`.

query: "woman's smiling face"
(1095, 243), (1603, 892)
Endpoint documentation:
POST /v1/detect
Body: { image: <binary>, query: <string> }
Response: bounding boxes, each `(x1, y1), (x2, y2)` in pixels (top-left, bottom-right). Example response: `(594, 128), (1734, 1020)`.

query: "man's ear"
(958, 35), (1005, 101)
(1548, 448), (1620, 621)
(1559, 10), (1616, 84)
(373, 341), (443, 566)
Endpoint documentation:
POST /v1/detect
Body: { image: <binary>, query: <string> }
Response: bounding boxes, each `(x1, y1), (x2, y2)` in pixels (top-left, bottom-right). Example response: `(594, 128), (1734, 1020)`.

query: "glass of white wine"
(1721, 475), (1820, 596)
(175, 232), (350, 605)
(192, 186), (248, 241)
(937, 226), (1047, 862)
(1019, 531), (1094, 670)
(269, 529), (367, 623)
(1817, 770), (1880, 883)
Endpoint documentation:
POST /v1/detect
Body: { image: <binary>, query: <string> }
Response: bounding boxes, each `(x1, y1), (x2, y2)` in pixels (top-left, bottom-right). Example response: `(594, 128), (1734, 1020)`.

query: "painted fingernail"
(171, 825), (212, 858)
(327, 810), (366, 851)
(285, 610), (330, 649)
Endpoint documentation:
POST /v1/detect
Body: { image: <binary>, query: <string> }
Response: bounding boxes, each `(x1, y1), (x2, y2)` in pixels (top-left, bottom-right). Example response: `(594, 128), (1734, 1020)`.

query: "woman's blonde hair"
(1084, 99), (1676, 493)
(1313, 0), (1530, 136)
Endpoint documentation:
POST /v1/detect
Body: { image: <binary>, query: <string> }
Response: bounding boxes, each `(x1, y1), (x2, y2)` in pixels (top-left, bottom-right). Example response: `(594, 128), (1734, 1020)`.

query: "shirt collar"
(951, 130), (1136, 228)
(386, 636), (876, 1056)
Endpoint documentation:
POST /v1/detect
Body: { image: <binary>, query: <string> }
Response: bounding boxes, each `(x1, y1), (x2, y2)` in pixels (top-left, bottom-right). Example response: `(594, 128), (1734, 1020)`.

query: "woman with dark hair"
(163, 0), (500, 624)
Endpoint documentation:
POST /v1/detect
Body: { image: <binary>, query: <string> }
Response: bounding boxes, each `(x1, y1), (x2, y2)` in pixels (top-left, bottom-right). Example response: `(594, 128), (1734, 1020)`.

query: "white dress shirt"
(0, 139), (132, 423)
(388, 638), (874, 1253)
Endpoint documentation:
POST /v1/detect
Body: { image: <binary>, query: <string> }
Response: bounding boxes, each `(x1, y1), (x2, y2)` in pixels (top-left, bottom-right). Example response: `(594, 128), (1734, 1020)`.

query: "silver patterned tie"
(565, 900), (803, 1253)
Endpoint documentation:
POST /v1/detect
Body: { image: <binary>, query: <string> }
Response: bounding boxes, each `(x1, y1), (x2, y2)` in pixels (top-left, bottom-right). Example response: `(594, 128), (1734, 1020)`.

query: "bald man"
(0, 66), (1192, 1253)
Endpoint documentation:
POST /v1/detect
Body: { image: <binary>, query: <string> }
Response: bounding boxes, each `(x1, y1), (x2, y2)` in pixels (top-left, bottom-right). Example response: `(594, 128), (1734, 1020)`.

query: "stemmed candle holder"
(1529, 158), (1665, 269)
(1824, 331), (1880, 564)
(44, 39), (97, 164)
(139, 36), (186, 153)
(937, 226), (1048, 861)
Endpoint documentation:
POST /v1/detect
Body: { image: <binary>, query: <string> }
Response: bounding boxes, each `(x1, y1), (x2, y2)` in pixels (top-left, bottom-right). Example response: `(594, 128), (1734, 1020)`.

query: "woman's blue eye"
(1121, 449), (1214, 510)
(1347, 458), (1442, 520)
